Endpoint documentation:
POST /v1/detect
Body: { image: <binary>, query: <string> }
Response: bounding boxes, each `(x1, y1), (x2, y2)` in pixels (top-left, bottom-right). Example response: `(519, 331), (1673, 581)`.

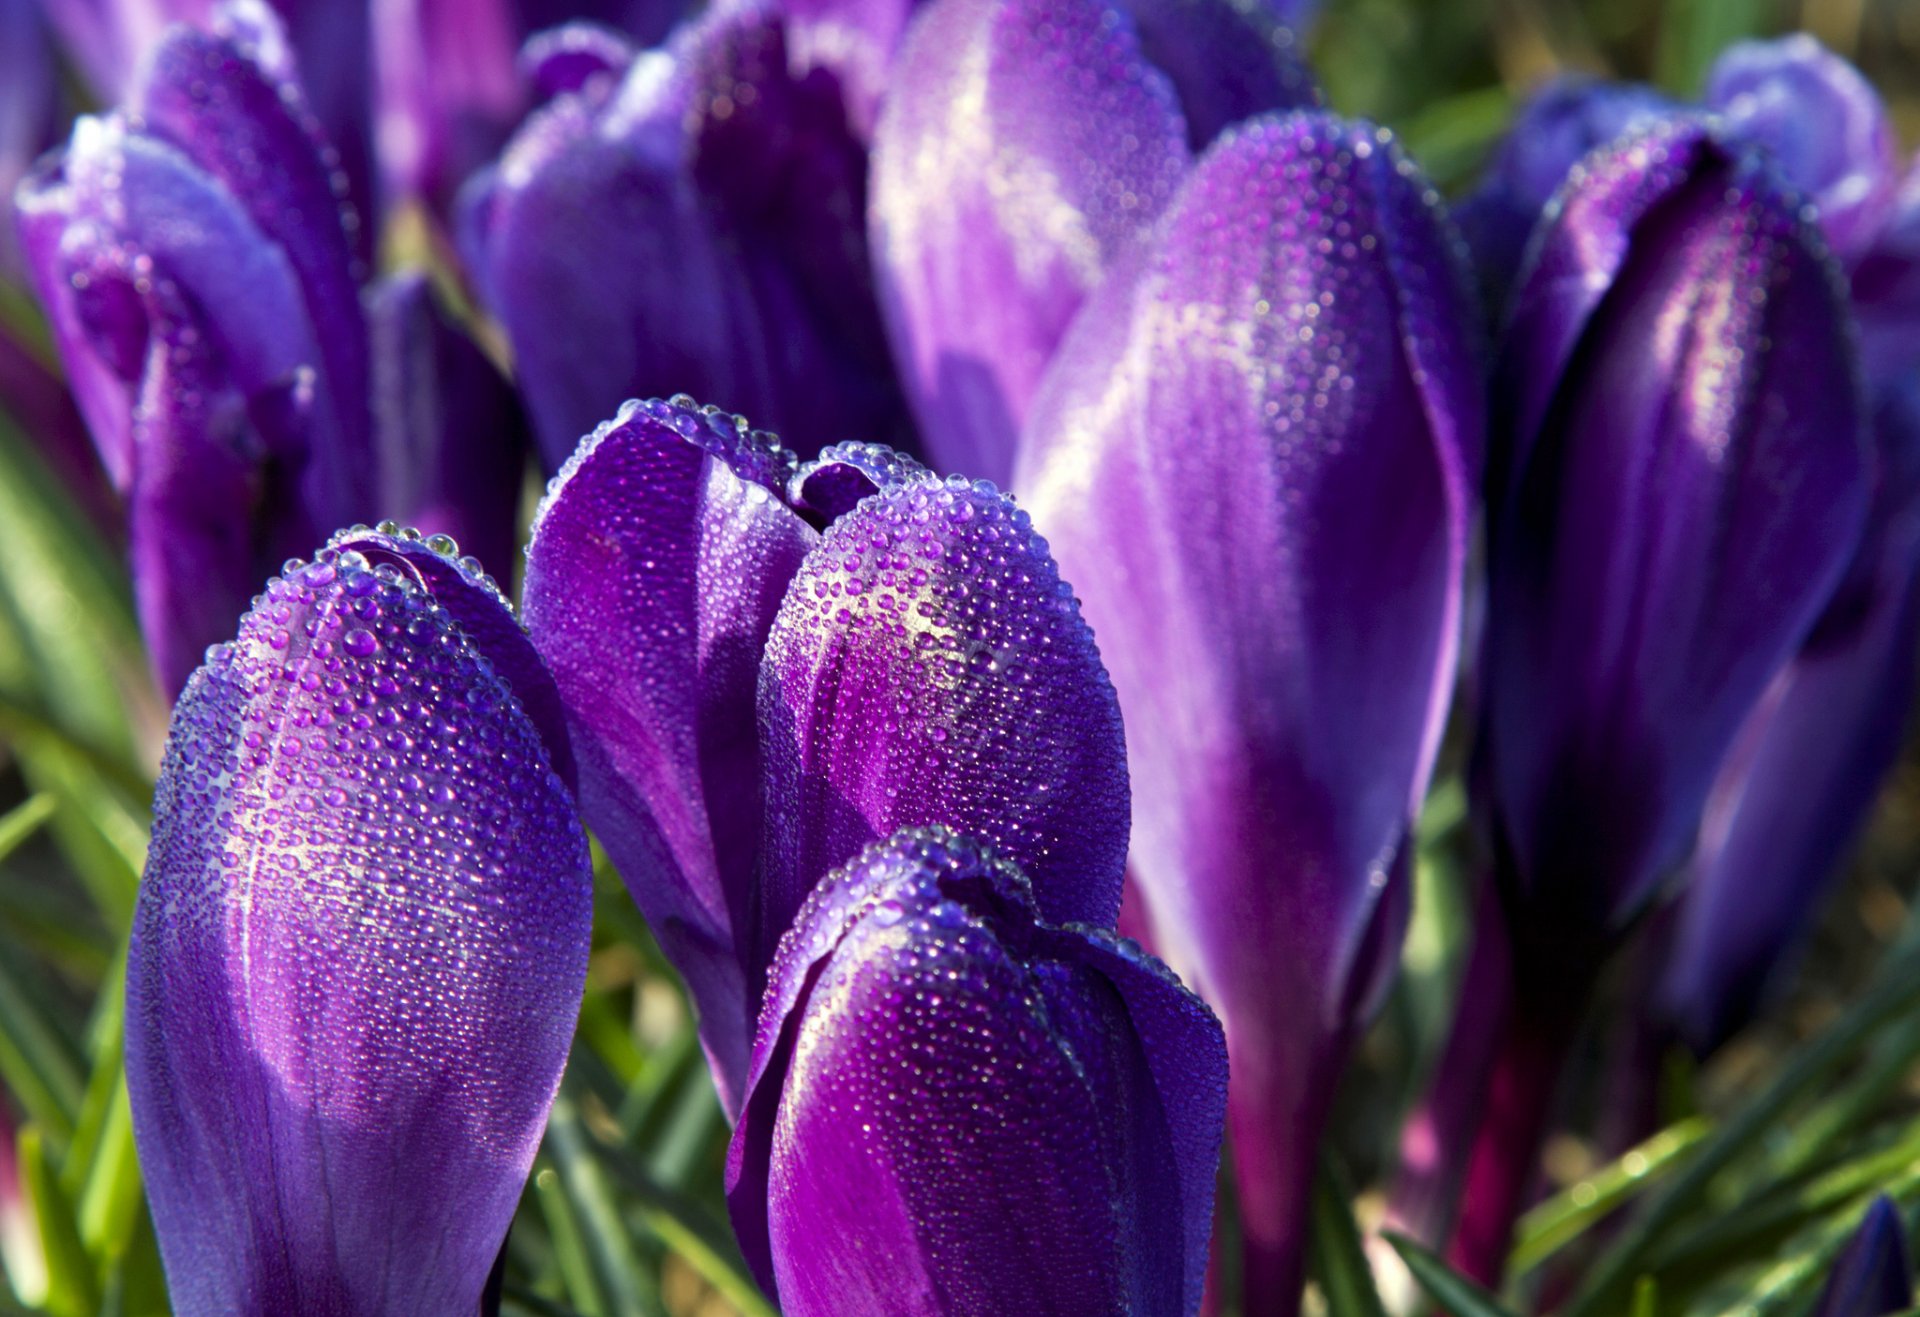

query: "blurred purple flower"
(1450, 119), (1870, 1281)
(126, 527), (589, 1314)
(725, 826), (1226, 1316)
(462, 10), (910, 469)
(14, 1), (528, 696)
(522, 394), (1128, 1112)
(1017, 110), (1481, 1312)
(1815, 1196), (1915, 1317)
(869, 0), (1317, 484)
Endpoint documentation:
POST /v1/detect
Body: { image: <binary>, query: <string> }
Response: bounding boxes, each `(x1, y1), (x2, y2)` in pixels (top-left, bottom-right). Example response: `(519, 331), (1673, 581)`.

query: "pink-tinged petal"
(757, 471), (1129, 977)
(868, 0), (1191, 484)
(523, 397), (816, 1111)
(126, 531), (591, 1315)
(726, 827), (1225, 1316)
(1016, 110), (1481, 1311)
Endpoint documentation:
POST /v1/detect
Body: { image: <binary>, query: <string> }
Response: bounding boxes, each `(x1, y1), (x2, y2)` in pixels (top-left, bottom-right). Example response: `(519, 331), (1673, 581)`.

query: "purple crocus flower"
(1815, 1196), (1915, 1317)
(522, 394), (1128, 1113)
(1017, 110), (1482, 1312)
(15, 1), (527, 696)
(868, 0), (1318, 485)
(461, 9), (910, 469)
(725, 826), (1227, 1316)
(126, 527), (590, 1315)
(1445, 118), (1870, 1280)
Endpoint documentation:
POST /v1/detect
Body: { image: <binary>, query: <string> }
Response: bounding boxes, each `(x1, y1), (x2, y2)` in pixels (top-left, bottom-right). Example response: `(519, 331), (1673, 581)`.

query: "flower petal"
(365, 272), (529, 585)
(523, 396), (817, 1109)
(134, 1), (372, 520)
(1117, 0), (1318, 149)
(868, 0), (1191, 484)
(1705, 34), (1898, 266)
(757, 471), (1129, 974)
(466, 9), (904, 469)
(126, 531), (591, 1315)
(726, 827), (1225, 1316)
(1483, 120), (1872, 929)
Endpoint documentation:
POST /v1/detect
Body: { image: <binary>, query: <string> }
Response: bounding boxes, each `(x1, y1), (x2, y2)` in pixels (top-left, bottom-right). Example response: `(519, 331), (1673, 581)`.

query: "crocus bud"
(1483, 118), (1869, 949)
(523, 394), (1127, 1112)
(1017, 110), (1482, 1312)
(1815, 1197), (1915, 1317)
(15, 3), (369, 694)
(726, 826), (1226, 1317)
(462, 10), (908, 469)
(126, 528), (590, 1315)
(1661, 376), (1920, 1052)
(869, 0), (1316, 484)
(1446, 118), (1870, 1283)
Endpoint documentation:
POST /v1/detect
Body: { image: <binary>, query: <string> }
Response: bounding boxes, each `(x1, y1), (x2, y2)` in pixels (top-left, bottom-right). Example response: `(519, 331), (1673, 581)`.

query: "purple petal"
(466, 9), (904, 469)
(726, 826), (1225, 1317)
(365, 272), (528, 585)
(520, 21), (637, 99)
(133, 2), (373, 524)
(32, 0), (211, 104)
(1483, 120), (1872, 931)
(868, 0), (1191, 484)
(1453, 78), (1678, 316)
(787, 439), (930, 519)
(126, 532), (591, 1315)
(523, 397), (817, 1111)
(1706, 35), (1897, 267)
(1016, 109), (1480, 1302)
(0, 0), (62, 278)
(1813, 1197), (1914, 1317)
(757, 471), (1130, 973)
(1115, 0), (1319, 149)
(16, 116), (332, 693)
(1661, 378), (1920, 1052)
(372, 0), (523, 204)
(1852, 160), (1920, 392)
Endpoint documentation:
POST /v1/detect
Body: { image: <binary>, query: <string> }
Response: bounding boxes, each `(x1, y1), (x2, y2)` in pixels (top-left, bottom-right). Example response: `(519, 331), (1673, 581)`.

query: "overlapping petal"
(523, 397), (817, 1107)
(464, 9), (905, 469)
(126, 528), (591, 1316)
(1482, 120), (1872, 932)
(1661, 376), (1920, 1051)
(868, 0), (1192, 484)
(726, 826), (1225, 1317)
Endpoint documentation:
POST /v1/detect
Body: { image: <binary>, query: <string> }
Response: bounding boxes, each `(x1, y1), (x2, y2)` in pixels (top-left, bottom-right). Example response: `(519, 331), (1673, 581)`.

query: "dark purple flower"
(1444, 119), (1870, 1283)
(522, 394), (1127, 1112)
(1016, 110), (1481, 1312)
(1661, 376), (1920, 1052)
(15, 3), (528, 695)
(725, 825), (1226, 1316)
(126, 527), (590, 1315)
(462, 10), (909, 470)
(1815, 1196), (1915, 1317)
(869, 0), (1317, 485)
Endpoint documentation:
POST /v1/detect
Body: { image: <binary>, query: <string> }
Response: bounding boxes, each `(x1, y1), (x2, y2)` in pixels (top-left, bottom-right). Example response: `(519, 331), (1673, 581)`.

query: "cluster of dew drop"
(772, 827), (1132, 1299)
(148, 524), (587, 1134)
(773, 470), (1123, 893)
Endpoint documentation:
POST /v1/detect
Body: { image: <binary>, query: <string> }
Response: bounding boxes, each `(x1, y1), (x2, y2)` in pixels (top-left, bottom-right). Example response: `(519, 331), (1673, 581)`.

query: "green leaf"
(0, 942), (87, 1145)
(543, 1092), (663, 1317)
(1563, 941), (1920, 1317)
(0, 795), (56, 864)
(1309, 1155), (1388, 1317)
(18, 1126), (96, 1317)
(1381, 1232), (1518, 1317)
(1511, 1116), (1710, 1273)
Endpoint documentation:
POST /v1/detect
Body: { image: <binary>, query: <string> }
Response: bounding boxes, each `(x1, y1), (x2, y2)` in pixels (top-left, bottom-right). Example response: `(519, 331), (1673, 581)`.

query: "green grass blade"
(1381, 1232), (1518, 1317)
(1309, 1155), (1388, 1317)
(1511, 1117), (1709, 1273)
